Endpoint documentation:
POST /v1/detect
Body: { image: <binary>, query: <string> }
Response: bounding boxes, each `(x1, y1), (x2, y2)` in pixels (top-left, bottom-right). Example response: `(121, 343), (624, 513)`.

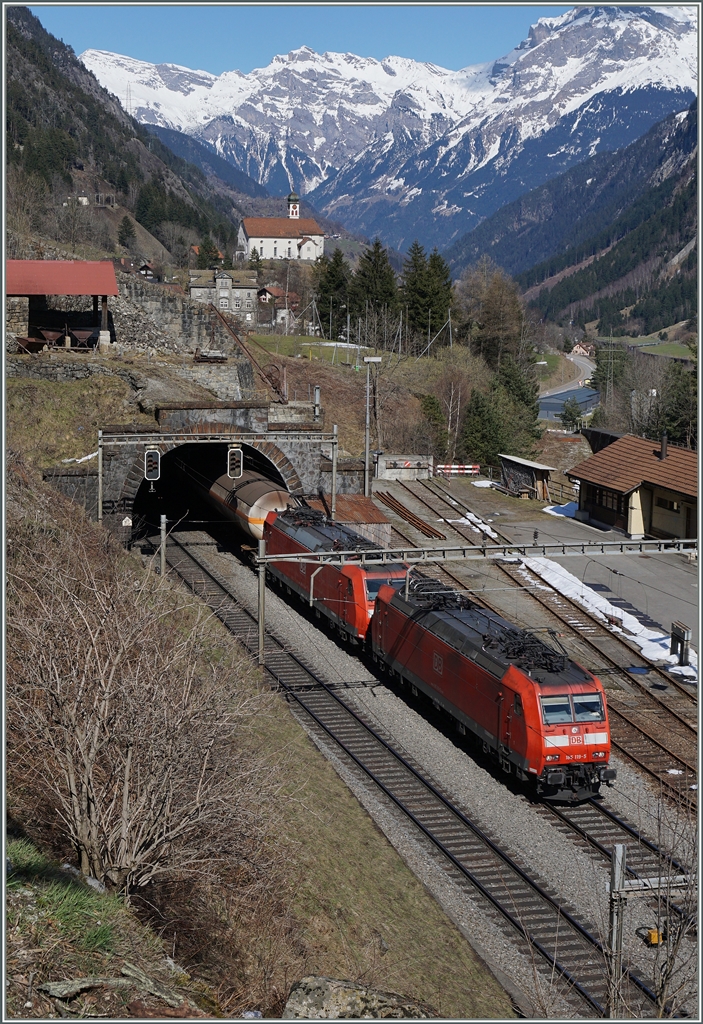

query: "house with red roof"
(567, 433), (697, 539)
(238, 193), (324, 262)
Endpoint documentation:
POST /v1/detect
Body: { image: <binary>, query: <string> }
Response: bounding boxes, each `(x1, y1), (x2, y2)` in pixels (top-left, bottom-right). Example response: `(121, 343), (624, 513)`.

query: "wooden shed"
(498, 454), (556, 501)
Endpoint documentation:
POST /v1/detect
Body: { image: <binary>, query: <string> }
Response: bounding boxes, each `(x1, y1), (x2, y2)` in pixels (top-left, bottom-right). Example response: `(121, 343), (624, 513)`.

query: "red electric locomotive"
(264, 507), (407, 643)
(372, 573), (616, 801)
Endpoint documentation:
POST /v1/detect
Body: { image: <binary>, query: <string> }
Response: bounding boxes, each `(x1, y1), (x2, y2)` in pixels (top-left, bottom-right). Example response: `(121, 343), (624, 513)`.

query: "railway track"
(419, 480), (697, 704)
(389, 483), (698, 809)
(539, 799), (692, 888)
(158, 530), (663, 1018)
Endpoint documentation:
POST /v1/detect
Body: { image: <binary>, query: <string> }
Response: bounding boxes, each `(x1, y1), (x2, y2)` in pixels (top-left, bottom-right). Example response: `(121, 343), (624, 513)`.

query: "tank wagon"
(371, 573), (615, 801)
(264, 507), (407, 642)
(207, 470), (293, 540)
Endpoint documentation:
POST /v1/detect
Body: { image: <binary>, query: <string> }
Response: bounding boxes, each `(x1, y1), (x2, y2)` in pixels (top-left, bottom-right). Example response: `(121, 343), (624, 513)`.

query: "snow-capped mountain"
(80, 5), (697, 252)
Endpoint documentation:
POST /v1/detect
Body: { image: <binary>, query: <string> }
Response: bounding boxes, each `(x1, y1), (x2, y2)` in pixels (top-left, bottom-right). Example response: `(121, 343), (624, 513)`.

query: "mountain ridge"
(443, 101), (698, 278)
(80, 5), (697, 251)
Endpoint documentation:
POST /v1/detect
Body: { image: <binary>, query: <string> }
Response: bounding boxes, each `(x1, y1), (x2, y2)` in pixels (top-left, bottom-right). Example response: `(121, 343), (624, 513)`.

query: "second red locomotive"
(263, 507), (407, 642)
(371, 573), (616, 802)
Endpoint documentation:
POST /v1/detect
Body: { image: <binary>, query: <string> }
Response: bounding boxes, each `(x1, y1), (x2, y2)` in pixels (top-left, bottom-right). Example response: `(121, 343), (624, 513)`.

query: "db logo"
(433, 652), (443, 675)
(570, 735), (583, 745)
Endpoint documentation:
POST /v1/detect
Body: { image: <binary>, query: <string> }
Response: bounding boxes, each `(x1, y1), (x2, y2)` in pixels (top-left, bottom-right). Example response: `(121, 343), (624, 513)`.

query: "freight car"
(264, 507), (407, 642)
(371, 572), (615, 801)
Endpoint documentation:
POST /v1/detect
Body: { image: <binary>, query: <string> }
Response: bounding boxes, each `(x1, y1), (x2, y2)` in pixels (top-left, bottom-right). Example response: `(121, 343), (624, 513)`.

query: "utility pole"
(364, 356), (382, 497)
(97, 429), (103, 523)
(331, 424), (338, 520)
(158, 515), (168, 577)
(607, 844), (627, 1018)
(258, 538), (266, 665)
(606, 843), (692, 1019)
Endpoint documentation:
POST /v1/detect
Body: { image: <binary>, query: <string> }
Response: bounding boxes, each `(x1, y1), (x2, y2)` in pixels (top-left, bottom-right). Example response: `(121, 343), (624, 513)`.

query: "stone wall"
(6, 354), (116, 384)
(6, 297), (29, 334)
(42, 466), (99, 519)
(118, 274), (247, 355)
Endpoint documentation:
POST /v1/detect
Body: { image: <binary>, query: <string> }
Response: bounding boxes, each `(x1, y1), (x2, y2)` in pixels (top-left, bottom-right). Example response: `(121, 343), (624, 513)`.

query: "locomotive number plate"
(433, 652), (443, 675)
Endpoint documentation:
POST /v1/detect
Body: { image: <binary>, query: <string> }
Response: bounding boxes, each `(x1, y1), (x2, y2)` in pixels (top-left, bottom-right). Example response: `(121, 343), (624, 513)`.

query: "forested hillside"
(5, 8), (350, 263)
(521, 165), (697, 335)
(145, 125), (268, 199)
(5, 8), (255, 256)
(443, 101), (696, 279)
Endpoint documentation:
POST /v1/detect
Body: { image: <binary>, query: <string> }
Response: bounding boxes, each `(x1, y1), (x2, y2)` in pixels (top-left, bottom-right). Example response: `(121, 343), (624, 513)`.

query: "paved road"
(497, 512), (699, 649)
(540, 355), (596, 398)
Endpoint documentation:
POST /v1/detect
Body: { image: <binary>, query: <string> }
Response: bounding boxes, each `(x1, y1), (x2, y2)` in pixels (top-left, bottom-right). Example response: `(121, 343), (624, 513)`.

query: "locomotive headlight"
(591, 751), (606, 758)
(545, 754), (560, 762)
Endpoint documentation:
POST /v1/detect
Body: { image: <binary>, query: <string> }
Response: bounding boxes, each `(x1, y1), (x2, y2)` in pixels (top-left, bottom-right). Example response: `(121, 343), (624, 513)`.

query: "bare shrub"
(6, 453), (276, 896)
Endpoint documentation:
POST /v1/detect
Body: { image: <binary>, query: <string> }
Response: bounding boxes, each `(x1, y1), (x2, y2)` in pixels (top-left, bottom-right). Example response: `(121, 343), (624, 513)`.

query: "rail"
(160, 531), (662, 1016)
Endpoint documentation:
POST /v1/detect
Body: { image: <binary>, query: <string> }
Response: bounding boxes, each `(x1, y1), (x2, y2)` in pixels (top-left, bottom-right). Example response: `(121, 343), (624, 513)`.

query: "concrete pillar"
(627, 488), (645, 539)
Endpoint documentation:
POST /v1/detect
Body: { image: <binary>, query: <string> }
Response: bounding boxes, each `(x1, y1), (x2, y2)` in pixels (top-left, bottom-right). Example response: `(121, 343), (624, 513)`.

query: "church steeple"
(287, 191), (300, 219)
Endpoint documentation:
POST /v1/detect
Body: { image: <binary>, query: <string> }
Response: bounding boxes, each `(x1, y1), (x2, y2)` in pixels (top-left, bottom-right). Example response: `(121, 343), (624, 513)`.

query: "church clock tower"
(287, 191), (300, 219)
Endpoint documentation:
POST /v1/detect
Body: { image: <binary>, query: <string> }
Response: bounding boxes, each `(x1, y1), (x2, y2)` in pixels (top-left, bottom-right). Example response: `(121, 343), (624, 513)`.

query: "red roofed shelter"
(6, 260), (118, 341)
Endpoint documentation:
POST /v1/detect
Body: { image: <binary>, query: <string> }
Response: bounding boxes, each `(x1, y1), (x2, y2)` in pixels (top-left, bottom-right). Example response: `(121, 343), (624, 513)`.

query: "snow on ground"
(438, 515), (500, 541)
(471, 480), (493, 488)
(542, 501), (577, 518)
(522, 556), (698, 683)
(62, 450), (98, 464)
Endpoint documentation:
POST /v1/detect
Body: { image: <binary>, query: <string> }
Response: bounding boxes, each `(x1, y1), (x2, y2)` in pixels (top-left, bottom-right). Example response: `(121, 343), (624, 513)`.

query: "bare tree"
(7, 459), (276, 895)
(6, 164), (48, 246)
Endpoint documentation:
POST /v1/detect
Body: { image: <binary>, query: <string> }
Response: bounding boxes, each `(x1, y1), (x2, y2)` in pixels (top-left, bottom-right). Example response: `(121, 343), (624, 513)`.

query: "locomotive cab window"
(514, 693), (523, 716)
(573, 693), (604, 721)
(365, 577), (396, 599)
(540, 695), (572, 724)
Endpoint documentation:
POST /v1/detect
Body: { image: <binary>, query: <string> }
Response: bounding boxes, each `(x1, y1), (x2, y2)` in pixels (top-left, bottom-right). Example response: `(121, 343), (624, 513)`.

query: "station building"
(567, 433), (697, 539)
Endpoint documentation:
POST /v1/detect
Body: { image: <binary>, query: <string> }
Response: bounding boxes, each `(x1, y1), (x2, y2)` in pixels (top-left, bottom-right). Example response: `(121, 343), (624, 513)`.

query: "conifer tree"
(427, 248), (453, 327)
(401, 240), (430, 338)
(315, 249), (352, 340)
(196, 235), (220, 269)
(248, 246), (263, 273)
(118, 215), (136, 248)
(351, 239), (398, 313)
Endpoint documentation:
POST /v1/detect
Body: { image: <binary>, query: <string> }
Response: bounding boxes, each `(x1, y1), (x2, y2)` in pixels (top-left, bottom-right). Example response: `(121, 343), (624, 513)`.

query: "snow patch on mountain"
(80, 5), (697, 249)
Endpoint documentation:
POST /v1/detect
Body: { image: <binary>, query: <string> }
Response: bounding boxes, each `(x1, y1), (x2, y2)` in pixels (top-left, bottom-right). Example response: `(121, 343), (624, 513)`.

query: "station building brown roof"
(241, 217), (323, 239)
(567, 434), (697, 500)
(6, 260), (118, 296)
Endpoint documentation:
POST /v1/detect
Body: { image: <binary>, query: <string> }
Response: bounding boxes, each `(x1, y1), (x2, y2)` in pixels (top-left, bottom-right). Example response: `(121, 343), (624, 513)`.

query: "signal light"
(144, 449), (161, 481)
(227, 447), (243, 479)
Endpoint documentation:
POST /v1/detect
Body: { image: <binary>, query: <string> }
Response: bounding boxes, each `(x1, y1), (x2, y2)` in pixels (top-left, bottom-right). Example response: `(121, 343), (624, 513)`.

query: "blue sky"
(28, 4), (572, 74)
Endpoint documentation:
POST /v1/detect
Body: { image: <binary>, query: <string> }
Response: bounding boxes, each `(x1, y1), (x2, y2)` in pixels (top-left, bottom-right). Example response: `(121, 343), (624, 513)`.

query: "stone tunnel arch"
(121, 438), (304, 511)
(126, 438), (307, 538)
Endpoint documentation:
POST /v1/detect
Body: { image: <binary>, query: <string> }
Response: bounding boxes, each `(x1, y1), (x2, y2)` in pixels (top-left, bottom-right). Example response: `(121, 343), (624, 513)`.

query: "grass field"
(639, 342), (694, 358)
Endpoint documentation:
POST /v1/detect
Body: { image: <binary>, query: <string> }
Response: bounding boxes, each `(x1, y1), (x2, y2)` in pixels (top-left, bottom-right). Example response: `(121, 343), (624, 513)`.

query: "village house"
(238, 192), (324, 262)
(571, 341), (596, 358)
(567, 433), (697, 539)
(188, 270), (258, 322)
(258, 285), (300, 327)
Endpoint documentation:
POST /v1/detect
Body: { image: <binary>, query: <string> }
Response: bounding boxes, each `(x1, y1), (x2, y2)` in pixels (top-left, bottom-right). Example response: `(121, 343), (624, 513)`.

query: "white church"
(237, 192), (325, 262)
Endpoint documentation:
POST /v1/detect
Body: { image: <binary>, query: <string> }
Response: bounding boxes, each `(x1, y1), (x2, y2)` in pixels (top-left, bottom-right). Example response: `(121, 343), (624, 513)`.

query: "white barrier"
(436, 464), (480, 476)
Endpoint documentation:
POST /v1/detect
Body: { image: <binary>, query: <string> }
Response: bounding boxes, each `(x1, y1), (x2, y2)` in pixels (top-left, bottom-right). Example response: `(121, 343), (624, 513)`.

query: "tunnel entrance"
(131, 442), (289, 537)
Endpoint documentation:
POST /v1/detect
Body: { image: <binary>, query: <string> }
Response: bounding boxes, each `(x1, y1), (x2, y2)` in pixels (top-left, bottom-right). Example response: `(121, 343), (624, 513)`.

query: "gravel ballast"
(174, 533), (697, 1016)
